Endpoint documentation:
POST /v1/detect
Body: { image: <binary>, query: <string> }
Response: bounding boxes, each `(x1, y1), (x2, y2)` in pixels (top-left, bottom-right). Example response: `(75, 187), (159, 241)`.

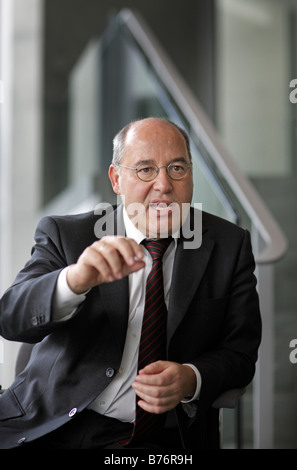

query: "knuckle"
(102, 244), (113, 254)
(80, 247), (93, 261)
(98, 242), (115, 256)
(152, 388), (161, 399)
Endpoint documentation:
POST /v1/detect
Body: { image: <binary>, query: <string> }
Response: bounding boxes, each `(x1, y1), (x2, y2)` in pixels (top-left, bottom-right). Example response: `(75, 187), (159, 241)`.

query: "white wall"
(0, 0), (44, 388)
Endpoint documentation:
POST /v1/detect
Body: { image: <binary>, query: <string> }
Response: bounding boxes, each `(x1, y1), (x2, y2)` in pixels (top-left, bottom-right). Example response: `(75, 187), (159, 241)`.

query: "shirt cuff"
(52, 267), (89, 322)
(181, 363), (202, 403)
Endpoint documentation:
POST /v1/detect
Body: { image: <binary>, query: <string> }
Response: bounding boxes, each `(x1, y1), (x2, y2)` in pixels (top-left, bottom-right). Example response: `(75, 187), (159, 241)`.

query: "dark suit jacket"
(0, 206), (261, 448)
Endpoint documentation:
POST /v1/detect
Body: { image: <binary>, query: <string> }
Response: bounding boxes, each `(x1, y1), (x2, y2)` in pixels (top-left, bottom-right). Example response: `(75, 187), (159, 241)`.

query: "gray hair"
(112, 118), (192, 166)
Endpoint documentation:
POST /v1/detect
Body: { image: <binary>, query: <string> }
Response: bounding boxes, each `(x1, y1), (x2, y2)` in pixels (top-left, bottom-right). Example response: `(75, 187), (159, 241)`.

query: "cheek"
(175, 181), (193, 204)
(184, 179), (193, 201)
(119, 180), (150, 207)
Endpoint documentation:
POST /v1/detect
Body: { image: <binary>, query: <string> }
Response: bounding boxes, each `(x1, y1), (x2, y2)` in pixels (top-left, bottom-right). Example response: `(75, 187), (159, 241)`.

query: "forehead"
(124, 120), (187, 157)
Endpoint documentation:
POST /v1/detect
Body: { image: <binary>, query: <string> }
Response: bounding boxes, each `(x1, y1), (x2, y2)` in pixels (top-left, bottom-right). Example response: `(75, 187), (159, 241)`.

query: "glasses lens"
(167, 162), (189, 180)
(136, 164), (158, 181)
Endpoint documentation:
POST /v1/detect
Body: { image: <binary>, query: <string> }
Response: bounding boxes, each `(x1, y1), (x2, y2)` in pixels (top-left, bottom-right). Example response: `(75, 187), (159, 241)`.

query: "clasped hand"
(133, 361), (196, 414)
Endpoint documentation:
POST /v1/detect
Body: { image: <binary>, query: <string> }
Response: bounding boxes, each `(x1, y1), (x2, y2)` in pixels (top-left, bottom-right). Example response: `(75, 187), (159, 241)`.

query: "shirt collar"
(123, 207), (146, 244)
(122, 206), (179, 246)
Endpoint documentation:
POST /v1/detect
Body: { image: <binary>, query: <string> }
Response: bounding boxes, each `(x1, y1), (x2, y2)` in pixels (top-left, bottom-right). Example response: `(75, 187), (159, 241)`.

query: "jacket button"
(68, 408), (77, 418)
(17, 437), (26, 445)
(106, 367), (115, 378)
(31, 316), (38, 326)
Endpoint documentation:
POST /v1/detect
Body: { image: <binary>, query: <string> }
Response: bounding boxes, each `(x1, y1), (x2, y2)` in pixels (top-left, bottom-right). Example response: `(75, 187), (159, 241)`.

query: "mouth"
(149, 200), (175, 212)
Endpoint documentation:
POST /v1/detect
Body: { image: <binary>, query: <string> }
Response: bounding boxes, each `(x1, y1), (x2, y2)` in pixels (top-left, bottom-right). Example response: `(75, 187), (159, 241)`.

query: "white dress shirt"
(52, 208), (201, 423)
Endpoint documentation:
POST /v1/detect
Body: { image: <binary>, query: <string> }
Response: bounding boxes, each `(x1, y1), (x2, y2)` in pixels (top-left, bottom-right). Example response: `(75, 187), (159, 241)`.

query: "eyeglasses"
(116, 161), (192, 182)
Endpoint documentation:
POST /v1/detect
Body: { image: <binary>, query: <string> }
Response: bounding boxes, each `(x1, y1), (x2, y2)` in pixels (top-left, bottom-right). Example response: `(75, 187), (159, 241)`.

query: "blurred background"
(0, 0), (296, 449)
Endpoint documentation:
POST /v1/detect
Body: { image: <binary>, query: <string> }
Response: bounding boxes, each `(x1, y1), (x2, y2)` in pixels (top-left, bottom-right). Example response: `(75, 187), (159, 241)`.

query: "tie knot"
(142, 238), (172, 261)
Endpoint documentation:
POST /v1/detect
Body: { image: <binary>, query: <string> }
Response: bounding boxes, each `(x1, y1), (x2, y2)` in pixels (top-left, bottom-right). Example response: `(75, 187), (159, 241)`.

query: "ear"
(108, 165), (121, 195)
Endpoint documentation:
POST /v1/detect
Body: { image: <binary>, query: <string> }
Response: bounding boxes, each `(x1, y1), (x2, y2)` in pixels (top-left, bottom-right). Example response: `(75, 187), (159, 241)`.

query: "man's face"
(109, 119), (193, 238)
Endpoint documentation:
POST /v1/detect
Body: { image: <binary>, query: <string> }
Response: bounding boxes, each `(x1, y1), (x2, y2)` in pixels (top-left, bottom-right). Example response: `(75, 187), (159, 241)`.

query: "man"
(0, 117), (261, 449)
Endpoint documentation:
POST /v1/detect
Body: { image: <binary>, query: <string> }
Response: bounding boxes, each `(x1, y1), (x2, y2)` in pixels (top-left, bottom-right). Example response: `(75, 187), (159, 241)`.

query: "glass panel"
(216, 0), (293, 177)
(68, 39), (103, 186)
(215, 0), (297, 449)
(67, 18), (238, 223)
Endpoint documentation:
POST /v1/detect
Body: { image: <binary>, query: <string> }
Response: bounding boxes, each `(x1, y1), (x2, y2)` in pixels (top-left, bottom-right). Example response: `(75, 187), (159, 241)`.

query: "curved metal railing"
(119, 8), (288, 265)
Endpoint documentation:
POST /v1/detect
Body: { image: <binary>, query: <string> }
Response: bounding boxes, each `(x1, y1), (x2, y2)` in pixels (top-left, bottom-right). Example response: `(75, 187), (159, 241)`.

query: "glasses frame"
(116, 161), (192, 182)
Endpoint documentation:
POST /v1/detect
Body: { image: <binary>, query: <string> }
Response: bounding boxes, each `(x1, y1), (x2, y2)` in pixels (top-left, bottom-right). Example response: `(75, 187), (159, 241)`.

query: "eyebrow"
(134, 157), (190, 167)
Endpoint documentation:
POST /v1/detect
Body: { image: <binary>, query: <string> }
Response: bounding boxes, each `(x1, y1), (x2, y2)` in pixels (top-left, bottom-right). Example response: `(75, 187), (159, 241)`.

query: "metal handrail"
(119, 8), (288, 264)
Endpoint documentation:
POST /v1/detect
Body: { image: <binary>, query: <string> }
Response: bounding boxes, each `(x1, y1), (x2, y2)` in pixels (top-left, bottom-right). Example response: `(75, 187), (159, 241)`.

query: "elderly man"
(0, 118), (261, 449)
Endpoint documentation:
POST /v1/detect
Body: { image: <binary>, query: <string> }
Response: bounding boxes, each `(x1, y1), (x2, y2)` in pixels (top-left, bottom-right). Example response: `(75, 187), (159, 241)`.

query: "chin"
(147, 220), (180, 239)
(146, 208), (182, 238)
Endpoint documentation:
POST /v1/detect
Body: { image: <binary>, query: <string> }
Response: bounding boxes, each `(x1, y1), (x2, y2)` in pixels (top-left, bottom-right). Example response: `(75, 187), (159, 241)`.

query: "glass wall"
(216, 0), (295, 176)
(215, 0), (297, 449)
(67, 17), (238, 225)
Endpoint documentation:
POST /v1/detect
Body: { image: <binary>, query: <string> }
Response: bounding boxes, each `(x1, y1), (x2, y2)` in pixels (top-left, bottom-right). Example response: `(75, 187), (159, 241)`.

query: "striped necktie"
(121, 237), (172, 445)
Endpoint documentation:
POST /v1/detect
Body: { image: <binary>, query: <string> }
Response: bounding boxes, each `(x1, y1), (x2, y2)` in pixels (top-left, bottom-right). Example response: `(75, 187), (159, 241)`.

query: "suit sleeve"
(0, 216), (70, 343)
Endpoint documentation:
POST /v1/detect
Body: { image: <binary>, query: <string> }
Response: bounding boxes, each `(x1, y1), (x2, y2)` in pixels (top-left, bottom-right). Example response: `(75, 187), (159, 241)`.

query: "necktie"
(137, 238), (172, 372)
(121, 237), (172, 445)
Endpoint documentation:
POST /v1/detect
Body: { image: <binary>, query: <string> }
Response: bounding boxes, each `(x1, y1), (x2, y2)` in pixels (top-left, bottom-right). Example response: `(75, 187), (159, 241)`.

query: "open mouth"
(147, 200), (181, 237)
(150, 203), (172, 211)
(149, 200), (176, 212)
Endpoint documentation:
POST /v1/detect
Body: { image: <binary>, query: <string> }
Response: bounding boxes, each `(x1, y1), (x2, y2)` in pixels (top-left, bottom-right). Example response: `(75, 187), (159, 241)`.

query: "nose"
(152, 166), (173, 192)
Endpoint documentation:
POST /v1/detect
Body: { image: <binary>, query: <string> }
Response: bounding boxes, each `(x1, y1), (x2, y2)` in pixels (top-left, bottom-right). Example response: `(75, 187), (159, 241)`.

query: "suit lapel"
(167, 229), (215, 343)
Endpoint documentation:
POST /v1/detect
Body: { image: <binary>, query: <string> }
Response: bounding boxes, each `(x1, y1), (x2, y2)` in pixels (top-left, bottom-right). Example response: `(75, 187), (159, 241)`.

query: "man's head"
(109, 117), (193, 238)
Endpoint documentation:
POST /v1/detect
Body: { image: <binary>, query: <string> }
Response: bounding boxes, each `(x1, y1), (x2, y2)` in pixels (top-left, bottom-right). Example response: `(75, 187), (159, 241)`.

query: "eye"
(170, 164), (186, 174)
(140, 167), (152, 173)
(137, 165), (155, 175)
